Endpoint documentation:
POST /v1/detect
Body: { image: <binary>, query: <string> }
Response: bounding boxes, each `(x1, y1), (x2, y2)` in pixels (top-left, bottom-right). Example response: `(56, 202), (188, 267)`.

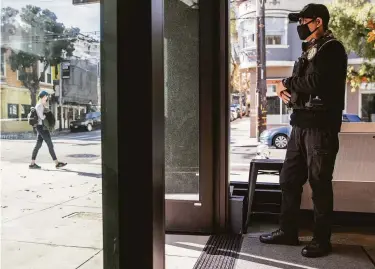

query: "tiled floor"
(236, 222), (375, 269)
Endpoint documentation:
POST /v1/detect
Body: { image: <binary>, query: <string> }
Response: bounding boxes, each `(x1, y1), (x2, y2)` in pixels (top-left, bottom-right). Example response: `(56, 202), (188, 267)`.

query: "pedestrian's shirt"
(35, 103), (46, 126)
(283, 34), (348, 131)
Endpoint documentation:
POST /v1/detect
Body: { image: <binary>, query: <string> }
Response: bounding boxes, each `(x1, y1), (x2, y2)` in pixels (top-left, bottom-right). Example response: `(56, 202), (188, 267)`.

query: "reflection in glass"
(164, 0), (200, 199)
(1, 1), (102, 268)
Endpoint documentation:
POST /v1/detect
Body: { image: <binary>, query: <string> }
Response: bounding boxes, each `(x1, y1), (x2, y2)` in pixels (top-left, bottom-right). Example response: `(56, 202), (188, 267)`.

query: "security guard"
(259, 4), (347, 258)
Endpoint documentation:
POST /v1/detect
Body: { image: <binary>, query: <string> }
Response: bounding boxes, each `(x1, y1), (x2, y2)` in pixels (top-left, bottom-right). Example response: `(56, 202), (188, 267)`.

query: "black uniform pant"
(279, 126), (339, 243)
(31, 125), (57, 161)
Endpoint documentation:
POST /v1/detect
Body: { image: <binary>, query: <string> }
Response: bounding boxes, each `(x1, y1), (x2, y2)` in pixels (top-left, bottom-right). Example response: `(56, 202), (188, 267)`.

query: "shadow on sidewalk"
(42, 168), (102, 179)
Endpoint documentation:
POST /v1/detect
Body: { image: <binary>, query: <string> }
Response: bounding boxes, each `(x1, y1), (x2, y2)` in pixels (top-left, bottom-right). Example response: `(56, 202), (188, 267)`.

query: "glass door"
(164, 0), (214, 232)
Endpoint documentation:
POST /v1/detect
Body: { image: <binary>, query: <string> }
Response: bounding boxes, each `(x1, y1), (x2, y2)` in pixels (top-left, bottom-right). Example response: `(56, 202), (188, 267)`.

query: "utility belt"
(287, 93), (328, 112)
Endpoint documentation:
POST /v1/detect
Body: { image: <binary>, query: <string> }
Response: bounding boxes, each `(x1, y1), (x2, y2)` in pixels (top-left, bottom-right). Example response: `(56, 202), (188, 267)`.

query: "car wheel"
(273, 134), (288, 149)
(87, 124), (93, 132)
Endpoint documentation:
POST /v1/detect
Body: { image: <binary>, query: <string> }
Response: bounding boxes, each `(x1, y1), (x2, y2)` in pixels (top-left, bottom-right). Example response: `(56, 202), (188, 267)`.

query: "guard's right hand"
(280, 91), (291, 104)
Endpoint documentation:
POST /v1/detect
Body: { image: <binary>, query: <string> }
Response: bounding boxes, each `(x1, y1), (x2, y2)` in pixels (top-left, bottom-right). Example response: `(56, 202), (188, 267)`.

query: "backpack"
(44, 111), (56, 130)
(28, 107), (38, 126)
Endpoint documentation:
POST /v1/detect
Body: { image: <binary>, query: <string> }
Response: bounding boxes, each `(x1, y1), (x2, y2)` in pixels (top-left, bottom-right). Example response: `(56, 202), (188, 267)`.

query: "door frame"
(165, 0), (229, 233)
(101, 0), (165, 268)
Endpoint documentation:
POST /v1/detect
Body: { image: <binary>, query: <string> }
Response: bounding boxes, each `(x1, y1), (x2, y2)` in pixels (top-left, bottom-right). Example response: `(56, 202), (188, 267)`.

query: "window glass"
(265, 17), (287, 45)
(1, 1), (102, 268)
(7, 104), (19, 119)
(21, 104), (31, 120)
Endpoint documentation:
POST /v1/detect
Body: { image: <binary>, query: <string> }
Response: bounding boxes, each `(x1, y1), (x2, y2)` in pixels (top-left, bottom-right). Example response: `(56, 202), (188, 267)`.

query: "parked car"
(70, 112), (101, 132)
(259, 113), (362, 149)
(230, 107), (238, 122)
(231, 104), (246, 118)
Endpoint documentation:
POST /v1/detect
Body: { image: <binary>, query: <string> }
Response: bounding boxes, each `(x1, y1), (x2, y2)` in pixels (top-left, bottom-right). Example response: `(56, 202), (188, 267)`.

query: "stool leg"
(244, 165), (258, 233)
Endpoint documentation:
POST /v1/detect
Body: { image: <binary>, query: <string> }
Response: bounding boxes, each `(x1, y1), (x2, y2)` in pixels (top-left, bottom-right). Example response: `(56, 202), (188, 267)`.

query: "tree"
(329, 0), (375, 91)
(1, 5), (79, 106)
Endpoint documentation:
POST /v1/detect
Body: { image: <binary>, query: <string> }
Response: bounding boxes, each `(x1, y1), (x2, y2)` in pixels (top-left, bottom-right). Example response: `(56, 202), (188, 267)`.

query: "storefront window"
(1, 1), (102, 268)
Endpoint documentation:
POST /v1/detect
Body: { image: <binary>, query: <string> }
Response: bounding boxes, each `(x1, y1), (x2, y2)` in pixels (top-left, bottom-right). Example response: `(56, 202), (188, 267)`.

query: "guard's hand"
(280, 92), (291, 104)
(276, 81), (291, 103)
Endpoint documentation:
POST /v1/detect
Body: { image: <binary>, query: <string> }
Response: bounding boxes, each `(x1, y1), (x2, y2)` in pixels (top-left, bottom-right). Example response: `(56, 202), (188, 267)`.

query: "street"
(1, 130), (101, 165)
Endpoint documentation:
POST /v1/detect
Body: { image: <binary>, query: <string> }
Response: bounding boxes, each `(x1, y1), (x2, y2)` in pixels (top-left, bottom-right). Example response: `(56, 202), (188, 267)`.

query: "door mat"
(236, 236), (375, 269)
(193, 234), (242, 269)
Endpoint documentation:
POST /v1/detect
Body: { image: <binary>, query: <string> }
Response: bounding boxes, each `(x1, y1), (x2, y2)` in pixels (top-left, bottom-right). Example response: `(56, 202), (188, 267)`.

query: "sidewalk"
(1, 162), (103, 269)
(230, 117), (258, 147)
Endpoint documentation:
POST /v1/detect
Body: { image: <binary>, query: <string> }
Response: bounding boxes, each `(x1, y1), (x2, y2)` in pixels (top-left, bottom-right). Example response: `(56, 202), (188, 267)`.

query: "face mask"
(297, 19), (319, 40)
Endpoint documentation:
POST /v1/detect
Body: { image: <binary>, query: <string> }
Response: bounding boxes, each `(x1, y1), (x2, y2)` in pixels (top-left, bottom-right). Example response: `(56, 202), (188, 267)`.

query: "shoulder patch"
(307, 45), (318, 60)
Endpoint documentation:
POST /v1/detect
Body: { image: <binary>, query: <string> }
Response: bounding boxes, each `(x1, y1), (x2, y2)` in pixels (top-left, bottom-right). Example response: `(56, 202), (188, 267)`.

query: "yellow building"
(0, 49), (55, 133)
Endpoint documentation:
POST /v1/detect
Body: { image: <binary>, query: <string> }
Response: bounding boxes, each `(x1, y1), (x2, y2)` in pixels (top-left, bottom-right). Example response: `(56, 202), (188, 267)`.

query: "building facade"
(0, 48), (55, 133)
(0, 33), (100, 133)
(236, 0), (375, 137)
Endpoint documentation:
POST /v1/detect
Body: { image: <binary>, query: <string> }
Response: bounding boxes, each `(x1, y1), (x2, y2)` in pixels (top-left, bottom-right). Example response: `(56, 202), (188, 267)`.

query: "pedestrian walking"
(29, 90), (67, 169)
(259, 4), (347, 258)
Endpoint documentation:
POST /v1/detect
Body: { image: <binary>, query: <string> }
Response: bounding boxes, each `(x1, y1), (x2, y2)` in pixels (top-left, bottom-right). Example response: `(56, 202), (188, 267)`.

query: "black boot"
(259, 229), (299, 246)
(301, 238), (332, 258)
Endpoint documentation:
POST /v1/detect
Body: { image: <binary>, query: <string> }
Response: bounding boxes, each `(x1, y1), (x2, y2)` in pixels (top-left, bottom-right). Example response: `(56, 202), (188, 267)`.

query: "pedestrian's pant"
(31, 125), (57, 161)
(279, 126), (339, 243)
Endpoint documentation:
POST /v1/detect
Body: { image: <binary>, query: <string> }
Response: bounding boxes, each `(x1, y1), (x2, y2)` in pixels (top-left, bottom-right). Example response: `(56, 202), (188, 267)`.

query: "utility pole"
(256, 0), (267, 140)
(59, 64), (63, 131)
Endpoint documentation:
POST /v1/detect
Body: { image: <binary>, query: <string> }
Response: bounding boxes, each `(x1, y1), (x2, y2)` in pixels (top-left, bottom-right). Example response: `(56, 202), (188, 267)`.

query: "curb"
(1, 129), (70, 140)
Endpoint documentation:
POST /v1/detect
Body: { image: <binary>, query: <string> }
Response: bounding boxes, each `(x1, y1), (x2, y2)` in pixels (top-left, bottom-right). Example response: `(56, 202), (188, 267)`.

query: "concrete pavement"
(1, 130), (103, 269)
(1, 161), (103, 269)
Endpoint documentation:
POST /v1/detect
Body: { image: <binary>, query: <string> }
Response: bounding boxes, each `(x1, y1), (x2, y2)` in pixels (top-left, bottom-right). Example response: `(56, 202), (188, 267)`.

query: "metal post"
(256, 0), (267, 140)
(59, 64), (63, 131)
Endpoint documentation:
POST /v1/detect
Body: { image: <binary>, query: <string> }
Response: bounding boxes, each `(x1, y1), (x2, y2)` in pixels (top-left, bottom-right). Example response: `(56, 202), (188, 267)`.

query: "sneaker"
(29, 164), (41, 169)
(259, 229), (300, 246)
(301, 238), (332, 258)
(56, 162), (67, 168)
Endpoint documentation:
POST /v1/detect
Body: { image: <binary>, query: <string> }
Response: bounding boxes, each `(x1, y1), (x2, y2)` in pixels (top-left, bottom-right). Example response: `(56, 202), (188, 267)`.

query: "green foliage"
(1, 5), (80, 105)
(329, 1), (375, 91)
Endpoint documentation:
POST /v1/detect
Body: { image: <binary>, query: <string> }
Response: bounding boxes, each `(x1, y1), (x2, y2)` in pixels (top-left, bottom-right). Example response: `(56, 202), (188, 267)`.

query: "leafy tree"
(1, 5), (79, 106)
(1, 7), (19, 40)
(329, 0), (375, 91)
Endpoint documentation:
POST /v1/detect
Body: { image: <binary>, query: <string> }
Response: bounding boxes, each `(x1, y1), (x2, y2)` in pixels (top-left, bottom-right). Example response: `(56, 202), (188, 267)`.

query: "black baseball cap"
(289, 4), (330, 24)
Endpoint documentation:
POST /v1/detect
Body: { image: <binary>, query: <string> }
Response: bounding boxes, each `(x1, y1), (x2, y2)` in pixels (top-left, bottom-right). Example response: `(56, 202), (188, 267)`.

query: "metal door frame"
(165, 0), (229, 233)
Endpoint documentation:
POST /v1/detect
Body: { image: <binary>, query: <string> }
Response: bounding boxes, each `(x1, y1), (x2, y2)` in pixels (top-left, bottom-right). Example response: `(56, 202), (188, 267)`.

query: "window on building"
(361, 93), (375, 122)
(267, 84), (277, 95)
(46, 66), (52, 84)
(8, 104), (19, 119)
(267, 96), (280, 115)
(21, 104), (31, 121)
(265, 17), (287, 45)
(241, 19), (256, 48)
(241, 17), (287, 49)
(266, 35), (282, 45)
(1, 53), (5, 78)
(39, 61), (52, 84)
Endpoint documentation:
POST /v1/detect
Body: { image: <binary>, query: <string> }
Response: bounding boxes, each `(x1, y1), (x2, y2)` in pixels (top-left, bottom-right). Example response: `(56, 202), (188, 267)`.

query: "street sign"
(61, 62), (71, 79)
(73, 0), (99, 5)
